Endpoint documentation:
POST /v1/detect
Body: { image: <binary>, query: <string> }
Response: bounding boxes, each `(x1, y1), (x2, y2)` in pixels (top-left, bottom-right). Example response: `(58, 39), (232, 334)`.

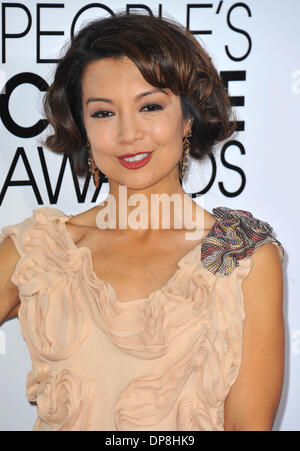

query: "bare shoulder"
(194, 203), (217, 231)
(242, 242), (283, 290)
(206, 210), (218, 229)
(64, 205), (101, 245)
(240, 241), (284, 341)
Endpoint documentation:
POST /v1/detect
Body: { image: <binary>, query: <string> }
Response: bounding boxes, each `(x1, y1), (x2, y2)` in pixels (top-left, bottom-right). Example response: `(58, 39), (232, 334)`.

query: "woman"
(0, 12), (285, 431)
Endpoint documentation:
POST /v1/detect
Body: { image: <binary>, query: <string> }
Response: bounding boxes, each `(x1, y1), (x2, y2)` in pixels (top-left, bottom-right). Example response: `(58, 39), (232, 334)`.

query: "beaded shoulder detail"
(200, 206), (284, 276)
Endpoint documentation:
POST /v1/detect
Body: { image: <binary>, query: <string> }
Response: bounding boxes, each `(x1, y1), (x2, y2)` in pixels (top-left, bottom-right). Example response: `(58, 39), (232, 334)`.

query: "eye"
(91, 110), (113, 118)
(141, 103), (164, 112)
(90, 103), (164, 119)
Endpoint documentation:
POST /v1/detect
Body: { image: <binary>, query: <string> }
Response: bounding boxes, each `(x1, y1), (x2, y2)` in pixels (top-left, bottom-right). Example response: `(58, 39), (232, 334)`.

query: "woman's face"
(81, 56), (192, 191)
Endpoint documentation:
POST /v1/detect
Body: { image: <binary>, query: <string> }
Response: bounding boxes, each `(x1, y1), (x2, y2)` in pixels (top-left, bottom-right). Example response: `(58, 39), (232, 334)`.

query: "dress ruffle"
(0, 206), (284, 430)
(0, 207), (88, 361)
(112, 257), (252, 430)
(28, 365), (95, 431)
(201, 206), (284, 275)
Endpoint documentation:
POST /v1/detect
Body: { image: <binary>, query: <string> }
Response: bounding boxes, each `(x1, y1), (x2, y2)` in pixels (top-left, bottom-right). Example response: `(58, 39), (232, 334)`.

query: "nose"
(117, 112), (144, 145)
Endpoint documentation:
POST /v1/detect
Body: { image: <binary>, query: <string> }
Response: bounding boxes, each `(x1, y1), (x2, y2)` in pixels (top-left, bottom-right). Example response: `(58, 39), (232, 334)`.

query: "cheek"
(92, 137), (115, 160)
(85, 121), (114, 154)
(150, 115), (184, 145)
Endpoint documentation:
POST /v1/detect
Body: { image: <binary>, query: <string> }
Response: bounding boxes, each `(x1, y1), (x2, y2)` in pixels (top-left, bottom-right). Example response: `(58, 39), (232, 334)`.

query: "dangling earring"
(87, 141), (100, 188)
(179, 128), (192, 180)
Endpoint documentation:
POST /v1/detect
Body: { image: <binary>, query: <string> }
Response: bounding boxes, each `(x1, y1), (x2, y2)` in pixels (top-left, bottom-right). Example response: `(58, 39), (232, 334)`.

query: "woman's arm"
(0, 236), (21, 326)
(224, 242), (285, 431)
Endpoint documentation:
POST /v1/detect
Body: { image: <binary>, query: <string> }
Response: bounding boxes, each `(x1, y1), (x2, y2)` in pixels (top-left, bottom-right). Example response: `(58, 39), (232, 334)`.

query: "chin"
(124, 178), (158, 190)
(109, 172), (158, 189)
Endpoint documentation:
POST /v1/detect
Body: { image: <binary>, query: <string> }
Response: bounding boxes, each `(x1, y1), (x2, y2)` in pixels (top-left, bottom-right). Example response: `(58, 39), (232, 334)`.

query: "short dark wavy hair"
(43, 11), (236, 178)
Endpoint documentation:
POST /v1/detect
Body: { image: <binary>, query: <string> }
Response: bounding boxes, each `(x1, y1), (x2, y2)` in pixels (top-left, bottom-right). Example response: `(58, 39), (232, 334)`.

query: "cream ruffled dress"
(0, 206), (284, 431)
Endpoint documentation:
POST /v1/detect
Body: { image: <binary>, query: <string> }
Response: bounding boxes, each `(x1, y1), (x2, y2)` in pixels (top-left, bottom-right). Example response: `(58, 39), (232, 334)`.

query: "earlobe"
(185, 118), (193, 134)
(188, 117), (194, 126)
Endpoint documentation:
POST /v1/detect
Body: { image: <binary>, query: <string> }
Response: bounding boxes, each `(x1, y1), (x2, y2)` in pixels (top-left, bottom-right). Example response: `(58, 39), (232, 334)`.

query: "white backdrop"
(0, 0), (299, 431)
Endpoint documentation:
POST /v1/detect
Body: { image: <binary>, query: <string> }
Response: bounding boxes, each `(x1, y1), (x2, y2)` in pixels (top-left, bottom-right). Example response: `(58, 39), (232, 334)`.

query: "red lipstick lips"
(117, 151), (152, 170)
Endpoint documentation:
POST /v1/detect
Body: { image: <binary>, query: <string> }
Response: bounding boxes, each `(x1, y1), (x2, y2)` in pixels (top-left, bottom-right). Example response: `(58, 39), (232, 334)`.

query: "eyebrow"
(86, 88), (168, 105)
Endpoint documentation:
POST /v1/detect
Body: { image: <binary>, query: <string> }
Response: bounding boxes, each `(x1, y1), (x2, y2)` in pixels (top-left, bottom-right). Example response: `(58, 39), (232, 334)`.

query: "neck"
(95, 174), (206, 240)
